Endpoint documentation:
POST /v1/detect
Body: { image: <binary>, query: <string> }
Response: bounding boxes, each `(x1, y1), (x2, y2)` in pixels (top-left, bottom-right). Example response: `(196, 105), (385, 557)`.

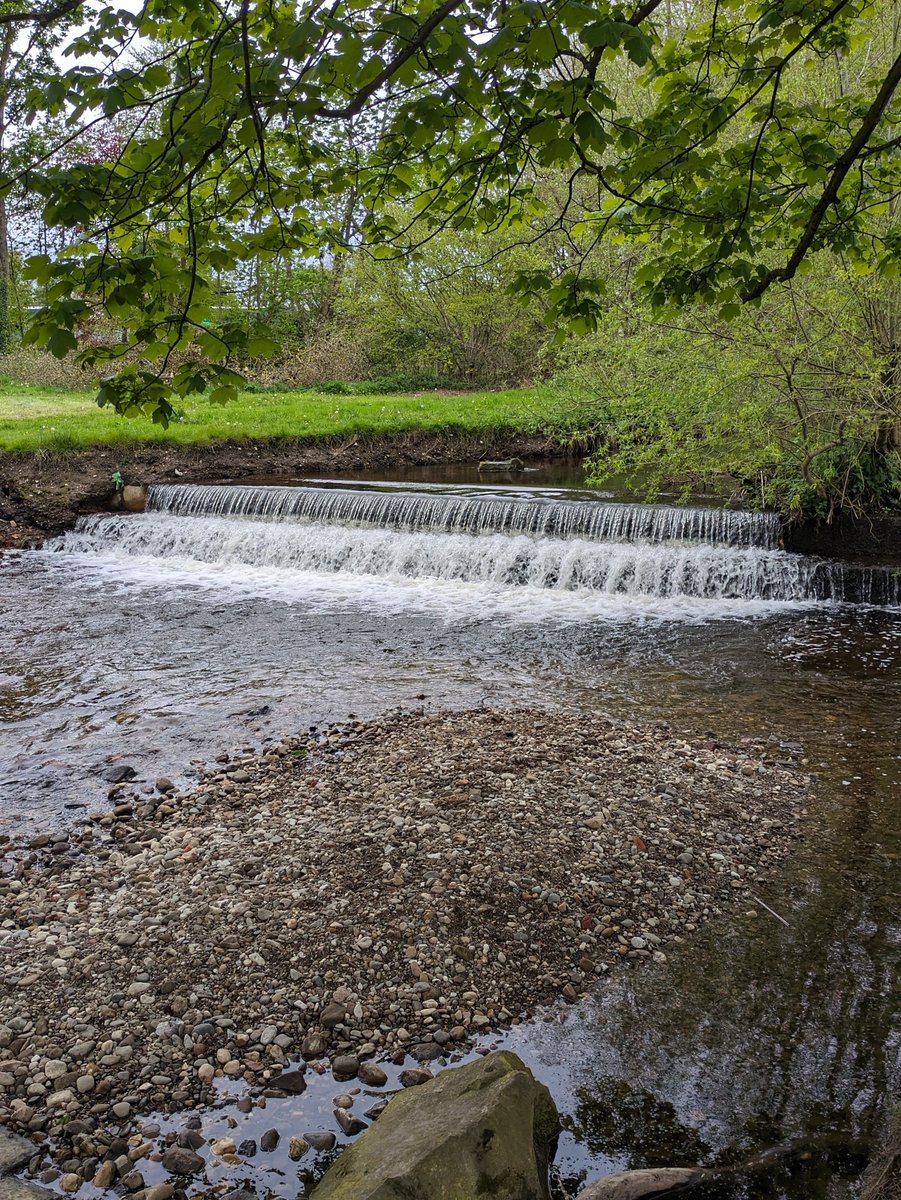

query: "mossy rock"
(311, 1050), (558, 1200)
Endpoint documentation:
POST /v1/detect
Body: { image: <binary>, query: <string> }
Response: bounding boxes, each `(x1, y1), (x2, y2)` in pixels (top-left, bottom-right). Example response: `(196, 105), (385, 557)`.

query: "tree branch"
(317, 0), (464, 120)
(742, 48), (901, 301)
(0, 0), (84, 27)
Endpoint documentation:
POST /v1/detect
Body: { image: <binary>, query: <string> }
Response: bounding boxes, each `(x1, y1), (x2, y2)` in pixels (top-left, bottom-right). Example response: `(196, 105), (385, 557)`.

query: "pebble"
(0, 706), (808, 1170)
(93, 1162), (116, 1188)
(288, 1137), (309, 1161)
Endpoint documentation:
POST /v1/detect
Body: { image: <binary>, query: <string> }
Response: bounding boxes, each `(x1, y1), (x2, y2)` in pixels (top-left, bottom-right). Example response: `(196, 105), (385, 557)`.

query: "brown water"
(1, 469), (898, 1197)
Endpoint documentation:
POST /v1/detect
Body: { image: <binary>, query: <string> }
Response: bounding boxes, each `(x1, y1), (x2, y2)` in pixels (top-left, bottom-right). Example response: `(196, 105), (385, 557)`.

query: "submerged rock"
(577, 1168), (706, 1199)
(311, 1050), (558, 1200)
(477, 458), (524, 472)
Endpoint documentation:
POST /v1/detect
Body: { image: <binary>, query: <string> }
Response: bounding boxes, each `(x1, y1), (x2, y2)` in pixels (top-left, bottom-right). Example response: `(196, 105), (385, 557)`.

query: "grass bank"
(0, 382), (561, 454)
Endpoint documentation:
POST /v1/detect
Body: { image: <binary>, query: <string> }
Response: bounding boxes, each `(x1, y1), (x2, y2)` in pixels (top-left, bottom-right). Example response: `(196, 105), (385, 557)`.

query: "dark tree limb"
(742, 48), (901, 302)
(317, 0), (464, 119)
(0, 0), (84, 27)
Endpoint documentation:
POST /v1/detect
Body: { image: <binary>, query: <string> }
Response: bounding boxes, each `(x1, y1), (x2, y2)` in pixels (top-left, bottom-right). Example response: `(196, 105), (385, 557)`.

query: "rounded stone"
(305, 1131), (337, 1152)
(332, 1055), (359, 1080)
(357, 1062), (388, 1087)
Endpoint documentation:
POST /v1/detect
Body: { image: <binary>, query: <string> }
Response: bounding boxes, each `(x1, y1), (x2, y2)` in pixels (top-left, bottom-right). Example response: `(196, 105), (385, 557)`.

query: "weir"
(146, 483), (785, 549)
(46, 482), (901, 608)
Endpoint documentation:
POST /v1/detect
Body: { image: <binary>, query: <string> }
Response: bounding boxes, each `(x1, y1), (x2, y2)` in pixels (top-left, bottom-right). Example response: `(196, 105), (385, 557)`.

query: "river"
(0, 468), (898, 1197)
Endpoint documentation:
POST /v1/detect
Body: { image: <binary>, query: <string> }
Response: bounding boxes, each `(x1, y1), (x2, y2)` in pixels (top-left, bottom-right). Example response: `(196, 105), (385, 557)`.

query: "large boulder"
(0, 1182), (56, 1200)
(0, 1129), (35, 1176)
(577, 1168), (706, 1199)
(312, 1050), (558, 1200)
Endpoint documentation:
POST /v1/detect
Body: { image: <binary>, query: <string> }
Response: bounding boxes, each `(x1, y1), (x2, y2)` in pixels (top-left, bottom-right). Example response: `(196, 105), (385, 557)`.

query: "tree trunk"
(0, 27), (14, 355)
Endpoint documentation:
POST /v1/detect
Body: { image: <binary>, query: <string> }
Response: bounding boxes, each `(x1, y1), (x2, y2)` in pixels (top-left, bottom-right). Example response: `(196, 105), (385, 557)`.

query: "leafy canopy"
(2, 0), (899, 422)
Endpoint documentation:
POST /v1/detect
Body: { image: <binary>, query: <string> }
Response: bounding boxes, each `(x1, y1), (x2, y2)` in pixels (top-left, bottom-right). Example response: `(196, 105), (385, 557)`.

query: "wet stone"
(160, 1148), (204, 1176)
(274, 1069), (306, 1095)
(334, 1110), (367, 1137)
(399, 1068), (433, 1088)
(411, 1043), (444, 1063)
(331, 1055), (359, 1080)
(304, 1132), (336, 1152)
(357, 1062), (388, 1087)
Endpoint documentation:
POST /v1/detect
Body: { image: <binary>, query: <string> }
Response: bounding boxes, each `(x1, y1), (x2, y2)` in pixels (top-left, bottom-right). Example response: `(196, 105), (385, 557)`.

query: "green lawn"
(0, 382), (564, 454)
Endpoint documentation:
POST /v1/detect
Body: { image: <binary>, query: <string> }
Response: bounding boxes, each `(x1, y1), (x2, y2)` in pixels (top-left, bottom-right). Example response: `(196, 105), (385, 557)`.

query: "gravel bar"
(0, 707), (811, 1178)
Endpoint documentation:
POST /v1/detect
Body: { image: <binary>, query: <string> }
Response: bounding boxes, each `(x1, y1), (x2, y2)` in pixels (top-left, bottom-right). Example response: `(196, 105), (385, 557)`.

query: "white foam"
(45, 513), (829, 623)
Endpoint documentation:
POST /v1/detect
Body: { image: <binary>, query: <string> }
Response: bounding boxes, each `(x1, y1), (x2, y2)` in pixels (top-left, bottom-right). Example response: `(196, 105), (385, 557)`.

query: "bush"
(246, 331), (371, 388)
(0, 348), (104, 388)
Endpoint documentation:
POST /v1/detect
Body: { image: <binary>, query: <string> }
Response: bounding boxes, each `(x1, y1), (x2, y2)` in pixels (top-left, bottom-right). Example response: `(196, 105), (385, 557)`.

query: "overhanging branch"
(742, 49), (901, 302)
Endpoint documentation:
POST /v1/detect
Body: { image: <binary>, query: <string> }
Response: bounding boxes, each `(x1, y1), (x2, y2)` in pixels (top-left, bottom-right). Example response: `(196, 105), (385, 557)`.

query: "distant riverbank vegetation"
(3, 243), (898, 520)
(0, 0), (899, 521)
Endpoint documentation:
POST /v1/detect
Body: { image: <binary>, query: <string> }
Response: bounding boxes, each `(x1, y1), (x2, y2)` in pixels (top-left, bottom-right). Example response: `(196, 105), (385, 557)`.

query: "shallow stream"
(0, 467), (898, 1197)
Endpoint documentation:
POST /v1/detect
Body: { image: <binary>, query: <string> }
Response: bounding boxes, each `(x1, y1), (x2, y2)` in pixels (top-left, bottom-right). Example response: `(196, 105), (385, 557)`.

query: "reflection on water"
(0, 473), (898, 1199)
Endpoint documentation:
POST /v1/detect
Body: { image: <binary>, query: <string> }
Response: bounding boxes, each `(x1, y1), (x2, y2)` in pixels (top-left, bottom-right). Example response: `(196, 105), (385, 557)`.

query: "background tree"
(0, 0), (893, 423)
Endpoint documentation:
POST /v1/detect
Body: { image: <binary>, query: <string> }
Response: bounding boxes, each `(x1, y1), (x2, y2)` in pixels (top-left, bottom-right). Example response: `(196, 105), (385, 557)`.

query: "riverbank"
(0, 706), (811, 1193)
(0, 429), (571, 548)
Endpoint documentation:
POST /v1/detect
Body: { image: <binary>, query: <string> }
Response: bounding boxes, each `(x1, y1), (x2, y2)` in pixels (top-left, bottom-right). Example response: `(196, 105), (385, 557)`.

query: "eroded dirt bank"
(0, 430), (569, 548)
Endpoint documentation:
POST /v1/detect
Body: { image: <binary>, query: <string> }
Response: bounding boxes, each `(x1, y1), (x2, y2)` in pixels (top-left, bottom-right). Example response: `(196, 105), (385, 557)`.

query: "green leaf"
(528, 24), (559, 64)
(209, 385), (238, 405)
(48, 328), (78, 358)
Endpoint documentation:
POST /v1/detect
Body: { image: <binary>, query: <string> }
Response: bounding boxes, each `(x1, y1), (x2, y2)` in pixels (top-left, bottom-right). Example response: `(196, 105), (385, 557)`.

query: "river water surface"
(0, 469), (898, 1197)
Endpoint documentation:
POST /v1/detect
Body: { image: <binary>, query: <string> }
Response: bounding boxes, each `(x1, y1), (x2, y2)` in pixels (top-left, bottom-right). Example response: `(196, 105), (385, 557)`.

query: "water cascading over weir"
(53, 482), (900, 607)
